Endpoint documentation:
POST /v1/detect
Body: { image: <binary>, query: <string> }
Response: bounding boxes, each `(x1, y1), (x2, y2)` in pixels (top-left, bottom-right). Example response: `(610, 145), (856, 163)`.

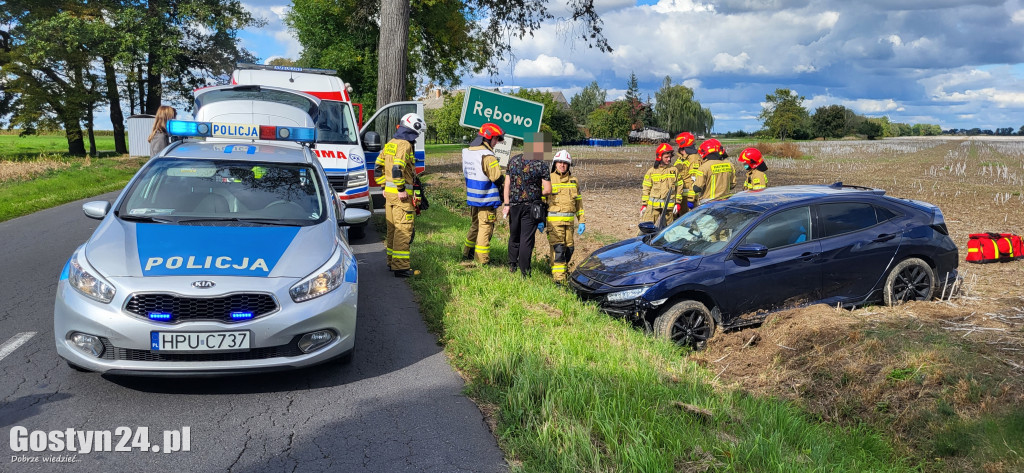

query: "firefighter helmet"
(698, 139), (723, 158)
(655, 142), (673, 160)
(553, 150), (572, 165)
(674, 132), (695, 148)
(478, 123), (504, 140)
(738, 148), (763, 168)
(400, 113), (426, 132)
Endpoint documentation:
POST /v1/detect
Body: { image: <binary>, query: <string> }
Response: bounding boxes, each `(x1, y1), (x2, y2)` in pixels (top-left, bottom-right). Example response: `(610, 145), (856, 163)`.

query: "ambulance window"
(363, 103), (417, 143)
(316, 101), (358, 145)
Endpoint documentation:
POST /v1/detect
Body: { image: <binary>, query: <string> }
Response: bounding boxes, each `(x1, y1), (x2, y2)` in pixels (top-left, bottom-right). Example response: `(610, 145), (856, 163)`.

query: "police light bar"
(166, 120), (315, 143)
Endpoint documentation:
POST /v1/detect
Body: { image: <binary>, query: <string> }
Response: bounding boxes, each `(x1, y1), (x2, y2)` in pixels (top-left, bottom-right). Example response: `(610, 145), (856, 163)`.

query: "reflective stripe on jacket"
(462, 145), (502, 207)
(547, 171), (584, 223)
(642, 165), (678, 208)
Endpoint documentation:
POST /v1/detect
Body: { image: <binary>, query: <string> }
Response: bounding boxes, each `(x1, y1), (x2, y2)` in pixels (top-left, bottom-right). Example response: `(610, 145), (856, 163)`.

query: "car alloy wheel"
(653, 300), (716, 350)
(884, 257), (935, 306)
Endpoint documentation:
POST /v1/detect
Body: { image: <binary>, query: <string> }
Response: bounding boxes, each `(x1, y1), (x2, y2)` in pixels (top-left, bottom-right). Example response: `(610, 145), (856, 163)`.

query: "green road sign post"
(460, 87), (545, 140)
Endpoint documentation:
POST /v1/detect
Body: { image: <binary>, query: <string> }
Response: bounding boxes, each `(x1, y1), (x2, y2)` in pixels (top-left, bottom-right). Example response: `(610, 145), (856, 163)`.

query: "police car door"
(360, 102), (424, 211)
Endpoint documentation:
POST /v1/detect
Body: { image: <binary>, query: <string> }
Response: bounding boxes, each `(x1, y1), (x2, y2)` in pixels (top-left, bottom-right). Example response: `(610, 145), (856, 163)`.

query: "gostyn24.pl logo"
(9, 426), (190, 456)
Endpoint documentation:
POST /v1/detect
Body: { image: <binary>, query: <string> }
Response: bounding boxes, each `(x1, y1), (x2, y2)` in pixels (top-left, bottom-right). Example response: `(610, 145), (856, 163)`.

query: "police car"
(53, 115), (370, 375)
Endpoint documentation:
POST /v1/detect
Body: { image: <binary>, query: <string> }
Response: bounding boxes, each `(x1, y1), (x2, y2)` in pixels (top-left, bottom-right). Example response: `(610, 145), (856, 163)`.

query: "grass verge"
(394, 185), (911, 472)
(0, 133), (118, 160)
(0, 155), (146, 222)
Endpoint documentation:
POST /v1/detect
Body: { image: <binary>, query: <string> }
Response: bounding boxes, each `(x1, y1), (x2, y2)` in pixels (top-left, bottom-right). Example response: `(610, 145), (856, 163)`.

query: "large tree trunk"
(137, 63), (145, 114)
(145, 54), (162, 114)
(86, 102), (97, 157)
(63, 118), (86, 156)
(102, 56), (128, 154)
(375, 0), (411, 108)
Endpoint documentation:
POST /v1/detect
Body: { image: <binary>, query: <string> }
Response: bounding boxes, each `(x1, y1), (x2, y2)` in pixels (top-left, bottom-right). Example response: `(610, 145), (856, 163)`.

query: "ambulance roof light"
(236, 63), (338, 76)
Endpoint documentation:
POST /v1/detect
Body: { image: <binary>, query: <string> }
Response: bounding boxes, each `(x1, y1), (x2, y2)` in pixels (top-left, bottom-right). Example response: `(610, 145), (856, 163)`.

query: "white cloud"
(513, 54), (590, 78)
(682, 79), (702, 90)
(1013, 10), (1024, 23)
(649, 0), (715, 13)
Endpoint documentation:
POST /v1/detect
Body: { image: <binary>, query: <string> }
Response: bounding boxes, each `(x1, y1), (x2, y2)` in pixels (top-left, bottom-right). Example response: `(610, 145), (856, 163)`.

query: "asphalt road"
(0, 192), (505, 472)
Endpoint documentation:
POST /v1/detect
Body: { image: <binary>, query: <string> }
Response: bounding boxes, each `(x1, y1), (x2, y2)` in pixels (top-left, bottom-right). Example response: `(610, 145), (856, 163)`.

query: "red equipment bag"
(966, 232), (1022, 263)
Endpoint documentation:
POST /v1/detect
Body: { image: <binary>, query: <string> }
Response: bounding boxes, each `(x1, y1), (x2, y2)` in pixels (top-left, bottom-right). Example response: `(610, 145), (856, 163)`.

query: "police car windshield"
(316, 101), (358, 145)
(651, 206), (759, 255)
(118, 159), (325, 226)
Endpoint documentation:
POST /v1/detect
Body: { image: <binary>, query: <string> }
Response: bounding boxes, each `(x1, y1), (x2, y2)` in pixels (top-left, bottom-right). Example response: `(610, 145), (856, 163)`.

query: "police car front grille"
(98, 337), (304, 361)
(327, 175), (349, 192)
(124, 293), (278, 324)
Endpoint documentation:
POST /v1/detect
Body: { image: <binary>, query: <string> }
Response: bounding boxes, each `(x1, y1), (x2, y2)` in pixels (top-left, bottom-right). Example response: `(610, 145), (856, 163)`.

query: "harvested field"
(427, 137), (1024, 471)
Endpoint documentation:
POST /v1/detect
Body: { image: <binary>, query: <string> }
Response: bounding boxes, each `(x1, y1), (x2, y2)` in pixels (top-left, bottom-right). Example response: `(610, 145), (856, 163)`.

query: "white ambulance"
(230, 64), (425, 235)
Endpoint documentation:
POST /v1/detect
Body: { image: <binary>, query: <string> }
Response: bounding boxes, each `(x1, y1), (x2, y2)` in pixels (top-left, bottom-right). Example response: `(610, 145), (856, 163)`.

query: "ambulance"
(230, 64), (425, 235)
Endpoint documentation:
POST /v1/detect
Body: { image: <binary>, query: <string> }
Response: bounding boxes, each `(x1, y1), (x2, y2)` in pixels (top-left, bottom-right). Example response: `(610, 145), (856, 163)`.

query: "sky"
(238, 0), (1024, 133)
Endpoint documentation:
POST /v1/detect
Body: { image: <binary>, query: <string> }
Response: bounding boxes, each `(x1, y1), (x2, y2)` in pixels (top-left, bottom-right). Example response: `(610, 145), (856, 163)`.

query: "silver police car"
(54, 119), (369, 375)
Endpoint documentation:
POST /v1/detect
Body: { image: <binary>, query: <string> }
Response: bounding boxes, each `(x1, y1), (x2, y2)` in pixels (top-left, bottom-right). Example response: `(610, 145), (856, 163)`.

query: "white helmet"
(400, 113), (426, 133)
(553, 150), (572, 165)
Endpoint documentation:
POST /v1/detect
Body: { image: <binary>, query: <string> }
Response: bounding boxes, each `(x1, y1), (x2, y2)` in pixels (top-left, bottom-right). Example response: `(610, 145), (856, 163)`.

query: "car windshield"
(650, 205), (760, 255)
(316, 100), (359, 145)
(117, 158), (325, 226)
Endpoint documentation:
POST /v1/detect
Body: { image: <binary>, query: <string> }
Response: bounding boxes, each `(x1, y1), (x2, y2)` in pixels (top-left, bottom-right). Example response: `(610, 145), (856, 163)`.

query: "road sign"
(492, 138), (514, 168)
(460, 86), (544, 140)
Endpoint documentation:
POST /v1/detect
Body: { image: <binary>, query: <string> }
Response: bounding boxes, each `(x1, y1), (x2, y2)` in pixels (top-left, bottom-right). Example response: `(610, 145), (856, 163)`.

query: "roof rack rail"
(235, 63), (338, 76)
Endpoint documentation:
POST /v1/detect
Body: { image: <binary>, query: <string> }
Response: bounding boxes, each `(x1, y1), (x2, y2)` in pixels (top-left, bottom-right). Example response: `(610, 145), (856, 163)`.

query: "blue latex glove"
(687, 202), (695, 209)
(577, 223), (586, 235)
(537, 222), (545, 233)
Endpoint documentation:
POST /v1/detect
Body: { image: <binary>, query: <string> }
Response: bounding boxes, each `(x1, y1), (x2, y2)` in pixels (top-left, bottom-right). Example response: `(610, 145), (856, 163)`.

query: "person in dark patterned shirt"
(502, 132), (552, 277)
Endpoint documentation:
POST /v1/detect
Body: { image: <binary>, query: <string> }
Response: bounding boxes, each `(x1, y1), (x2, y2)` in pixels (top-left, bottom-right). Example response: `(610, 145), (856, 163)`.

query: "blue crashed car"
(569, 184), (959, 349)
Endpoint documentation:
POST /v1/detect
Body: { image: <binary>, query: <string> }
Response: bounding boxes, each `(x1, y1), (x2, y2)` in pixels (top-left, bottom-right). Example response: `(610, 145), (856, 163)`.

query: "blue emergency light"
(166, 119), (315, 143)
(230, 311), (254, 320)
(148, 312), (172, 321)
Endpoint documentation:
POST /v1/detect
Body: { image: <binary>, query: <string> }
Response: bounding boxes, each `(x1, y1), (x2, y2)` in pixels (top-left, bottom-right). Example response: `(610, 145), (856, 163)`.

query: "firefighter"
(640, 142), (679, 227)
(737, 147), (768, 190)
(461, 123), (505, 265)
(671, 132), (701, 220)
(375, 112), (425, 277)
(689, 138), (736, 207)
(545, 150), (585, 284)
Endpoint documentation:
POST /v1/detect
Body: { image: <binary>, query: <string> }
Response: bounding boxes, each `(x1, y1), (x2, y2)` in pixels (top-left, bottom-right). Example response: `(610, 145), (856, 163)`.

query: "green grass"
(425, 143), (467, 154)
(396, 185), (911, 472)
(0, 133), (119, 161)
(0, 155), (146, 222)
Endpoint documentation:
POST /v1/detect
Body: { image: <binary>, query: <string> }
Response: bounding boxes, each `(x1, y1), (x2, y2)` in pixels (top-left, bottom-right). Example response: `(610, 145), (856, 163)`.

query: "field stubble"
(430, 137), (1024, 471)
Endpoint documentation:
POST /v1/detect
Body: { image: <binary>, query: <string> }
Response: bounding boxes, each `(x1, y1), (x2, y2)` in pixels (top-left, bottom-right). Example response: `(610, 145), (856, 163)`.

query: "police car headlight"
(290, 246), (350, 303)
(606, 287), (649, 303)
(68, 251), (115, 303)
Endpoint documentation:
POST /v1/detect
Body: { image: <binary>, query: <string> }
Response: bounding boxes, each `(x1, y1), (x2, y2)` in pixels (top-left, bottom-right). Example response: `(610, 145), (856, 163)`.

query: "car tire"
(66, 360), (91, 373)
(883, 257), (936, 306)
(653, 300), (716, 350)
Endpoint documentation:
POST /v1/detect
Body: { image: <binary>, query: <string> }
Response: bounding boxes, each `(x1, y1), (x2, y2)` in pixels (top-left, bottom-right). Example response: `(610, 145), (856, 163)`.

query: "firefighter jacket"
(546, 170), (585, 224)
(744, 162), (768, 190)
(375, 130), (417, 196)
(462, 143), (503, 207)
(691, 153), (735, 204)
(642, 163), (679, 209)
(673, 146), (701, 203)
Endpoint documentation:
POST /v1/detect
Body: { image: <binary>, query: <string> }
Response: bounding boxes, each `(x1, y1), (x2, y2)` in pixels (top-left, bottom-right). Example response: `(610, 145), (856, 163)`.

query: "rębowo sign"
(459, 86), (544, 139)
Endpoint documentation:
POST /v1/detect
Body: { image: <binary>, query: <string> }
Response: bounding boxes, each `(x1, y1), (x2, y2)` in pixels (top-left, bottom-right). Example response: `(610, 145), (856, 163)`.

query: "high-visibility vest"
(462, 148), (501, 207)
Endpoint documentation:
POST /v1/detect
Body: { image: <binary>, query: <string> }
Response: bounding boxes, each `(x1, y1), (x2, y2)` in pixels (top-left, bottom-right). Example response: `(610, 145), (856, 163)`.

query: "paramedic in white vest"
(461, 123), (506, 265)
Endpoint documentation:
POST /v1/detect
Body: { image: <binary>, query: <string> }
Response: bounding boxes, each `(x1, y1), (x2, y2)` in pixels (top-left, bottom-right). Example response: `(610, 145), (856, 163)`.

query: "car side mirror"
(342, 208), (371, 226)
(362, 131), (381, 152)
(734, 243), (768, 258)
(637, 222), (658, 235)
(82, 201), (111, 220)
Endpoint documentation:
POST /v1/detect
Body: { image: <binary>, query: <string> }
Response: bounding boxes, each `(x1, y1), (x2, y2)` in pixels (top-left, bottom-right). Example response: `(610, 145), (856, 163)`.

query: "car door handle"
(800, 252), (819, 261)
(873, 233), (897, 242)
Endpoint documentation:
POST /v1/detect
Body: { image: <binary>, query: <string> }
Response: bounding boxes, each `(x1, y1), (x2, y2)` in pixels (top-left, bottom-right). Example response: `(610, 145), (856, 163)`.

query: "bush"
(755, 141), (803, 159)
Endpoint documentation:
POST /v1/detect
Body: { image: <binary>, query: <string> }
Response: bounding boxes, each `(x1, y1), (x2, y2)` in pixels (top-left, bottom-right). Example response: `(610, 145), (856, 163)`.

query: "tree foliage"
(569, 81), (605, 124)
(511, 88), (581, 144)
(653, 76), (713, 136)
(424, 92), (467, 144)
(758, 88), (810, 141)
(811, 104), (856, 139)
(587, 102), (633, 140)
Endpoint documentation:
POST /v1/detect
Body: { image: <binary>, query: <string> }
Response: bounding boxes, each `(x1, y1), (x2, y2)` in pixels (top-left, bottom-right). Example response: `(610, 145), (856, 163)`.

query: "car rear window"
(820, 202), (878, 237)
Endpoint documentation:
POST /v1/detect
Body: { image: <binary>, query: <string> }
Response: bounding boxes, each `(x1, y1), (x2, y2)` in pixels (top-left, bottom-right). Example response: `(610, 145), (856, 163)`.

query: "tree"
(652, 76), (713, 136)
(858, 120), (884, 140)
(1019, 125), (1024, 135)
(374, 0), (611, 107)
(569, 81), (605, 124)
(424, 92), (466, 143)
(811, 104), (854, 139)
(587, 101), (632, 140)
(511, 88), (581, 144)
(758, 88), (810, 140)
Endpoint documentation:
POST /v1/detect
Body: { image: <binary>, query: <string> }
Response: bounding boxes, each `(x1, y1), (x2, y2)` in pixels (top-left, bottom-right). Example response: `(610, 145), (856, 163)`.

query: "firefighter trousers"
(642, 206), (668, 225)
(546, 222), (575, 282)
(463, 206), (497, 264)
(385, 194), (416, 271)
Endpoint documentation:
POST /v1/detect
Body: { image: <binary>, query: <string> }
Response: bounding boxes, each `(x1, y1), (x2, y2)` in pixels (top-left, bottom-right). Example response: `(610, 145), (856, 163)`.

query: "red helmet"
(674, 132), (695, 148)
(478, 123), (504, 140)
(698, 139), (723, 158)
(655, 143), (673, 159)
(738, 148), (763, 168)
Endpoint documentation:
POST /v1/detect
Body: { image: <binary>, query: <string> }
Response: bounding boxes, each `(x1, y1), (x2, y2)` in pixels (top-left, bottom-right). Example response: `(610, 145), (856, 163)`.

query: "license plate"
(151, 331), (250, 352)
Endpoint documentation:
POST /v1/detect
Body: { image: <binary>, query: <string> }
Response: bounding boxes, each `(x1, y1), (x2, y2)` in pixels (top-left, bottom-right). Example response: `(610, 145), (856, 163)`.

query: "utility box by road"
(127, 114), (155, 157)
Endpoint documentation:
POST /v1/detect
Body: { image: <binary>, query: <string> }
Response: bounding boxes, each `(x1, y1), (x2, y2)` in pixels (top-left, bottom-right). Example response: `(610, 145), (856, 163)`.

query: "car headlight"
(68, 251), (115, 303)
(606, 287), (649, 303)
(289, 244), (351, 302)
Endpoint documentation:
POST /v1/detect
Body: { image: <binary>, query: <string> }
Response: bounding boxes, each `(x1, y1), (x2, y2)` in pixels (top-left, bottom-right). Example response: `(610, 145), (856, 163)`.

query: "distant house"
(420, 88), (463, 110)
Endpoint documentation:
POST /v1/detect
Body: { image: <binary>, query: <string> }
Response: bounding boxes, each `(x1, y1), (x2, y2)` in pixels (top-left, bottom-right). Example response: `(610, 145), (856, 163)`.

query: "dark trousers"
(508, 203), (538, 276)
